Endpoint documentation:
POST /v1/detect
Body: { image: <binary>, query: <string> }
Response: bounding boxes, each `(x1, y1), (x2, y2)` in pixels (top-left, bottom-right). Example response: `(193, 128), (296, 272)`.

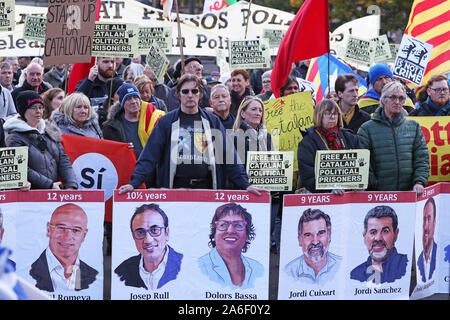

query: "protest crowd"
(0, 0), (448, 301)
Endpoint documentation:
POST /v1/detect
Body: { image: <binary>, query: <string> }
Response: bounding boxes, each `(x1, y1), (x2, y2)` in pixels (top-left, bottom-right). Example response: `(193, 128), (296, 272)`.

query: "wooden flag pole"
(174, 0), (185, 72)
(244, 0), (253, 39)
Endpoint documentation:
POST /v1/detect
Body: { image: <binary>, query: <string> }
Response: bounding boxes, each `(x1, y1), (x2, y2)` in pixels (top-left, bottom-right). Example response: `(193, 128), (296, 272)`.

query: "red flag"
(66, 0), (102, 94)
(271, 0), (329, 98)
(61, 135), (144, 222)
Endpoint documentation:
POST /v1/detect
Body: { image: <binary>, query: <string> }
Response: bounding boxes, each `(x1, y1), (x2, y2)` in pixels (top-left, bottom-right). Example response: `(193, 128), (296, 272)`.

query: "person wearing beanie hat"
(102, 83), (165, 159)
(4, 91), (78, 190)
(358, 64), (415, 115)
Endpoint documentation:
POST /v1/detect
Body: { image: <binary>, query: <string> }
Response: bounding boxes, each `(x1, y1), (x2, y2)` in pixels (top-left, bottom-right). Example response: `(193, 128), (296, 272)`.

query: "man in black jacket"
(335, 73), (370, 134)
(11, 63), (51, 106)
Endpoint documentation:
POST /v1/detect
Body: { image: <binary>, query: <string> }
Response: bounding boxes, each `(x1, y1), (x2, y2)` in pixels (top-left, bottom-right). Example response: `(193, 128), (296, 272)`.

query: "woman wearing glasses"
(198, 203), (263, 289)
(297, 98), (362, 194)
(4, 91), (77, 190)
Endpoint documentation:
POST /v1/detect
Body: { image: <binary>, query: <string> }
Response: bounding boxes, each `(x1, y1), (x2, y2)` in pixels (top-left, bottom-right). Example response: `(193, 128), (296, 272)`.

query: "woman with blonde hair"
(232, 96), (272, 169)
(297, 98), (362, 194)
(51, 92), (103, 139)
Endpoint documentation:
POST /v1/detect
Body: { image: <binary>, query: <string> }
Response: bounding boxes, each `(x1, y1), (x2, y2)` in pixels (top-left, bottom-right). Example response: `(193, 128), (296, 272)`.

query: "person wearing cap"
(118, 74), (264, 195)
(166, 57), (211, 111)
(358, 63), (415, 115)
(4, 91), (77, 190)
(102, 83), (165, 159)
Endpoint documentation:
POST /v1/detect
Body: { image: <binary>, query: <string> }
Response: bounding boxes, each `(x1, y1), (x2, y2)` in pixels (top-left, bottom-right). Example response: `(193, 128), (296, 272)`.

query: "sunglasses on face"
(180, 88), (199, 95)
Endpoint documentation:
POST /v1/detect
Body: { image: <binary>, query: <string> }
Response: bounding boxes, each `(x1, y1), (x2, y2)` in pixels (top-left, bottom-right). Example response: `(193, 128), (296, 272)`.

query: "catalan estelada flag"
(306, 53), (367, 102)
(404, 0), (450, 85)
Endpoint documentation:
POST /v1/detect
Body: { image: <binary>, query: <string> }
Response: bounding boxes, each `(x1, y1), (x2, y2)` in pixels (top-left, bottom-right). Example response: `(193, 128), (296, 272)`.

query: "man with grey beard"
(350, 205), (408, 284)
(284, 208), (341, 285)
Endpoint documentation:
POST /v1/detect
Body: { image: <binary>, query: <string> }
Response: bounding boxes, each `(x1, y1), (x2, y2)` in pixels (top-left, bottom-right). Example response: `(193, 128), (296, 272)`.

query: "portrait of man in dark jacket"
(114, 203), (183, 290)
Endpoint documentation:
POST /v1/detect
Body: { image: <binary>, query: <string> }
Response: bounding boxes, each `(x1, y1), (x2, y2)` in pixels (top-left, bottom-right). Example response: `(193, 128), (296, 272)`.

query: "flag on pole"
(61, 135), (143, 222)
(306, 53), (367, 102)
(161, 0), (174, 20)
(271, 0), (329, 98)
(66, 0), (101, 94)
(404, 0), (450, 85)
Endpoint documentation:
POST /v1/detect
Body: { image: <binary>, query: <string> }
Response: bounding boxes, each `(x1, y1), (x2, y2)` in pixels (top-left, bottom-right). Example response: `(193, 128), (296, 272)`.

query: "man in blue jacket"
(118, 74), (263, 195)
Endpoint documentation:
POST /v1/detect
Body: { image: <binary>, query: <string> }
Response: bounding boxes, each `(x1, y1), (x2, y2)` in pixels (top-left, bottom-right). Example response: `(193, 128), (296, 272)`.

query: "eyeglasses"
(49, 224), (87, 237)
(262, 80), (271, 84)
(324, 111), (338, 118)
(132, 226), (166, 240)
(429, 87), (449, 94)
(215, 220), (247, 231)
(387, 95), (406, 103)
(180, 88), (199, 95)
(185, 64), (203, 71)
(29, 105), (44, 112)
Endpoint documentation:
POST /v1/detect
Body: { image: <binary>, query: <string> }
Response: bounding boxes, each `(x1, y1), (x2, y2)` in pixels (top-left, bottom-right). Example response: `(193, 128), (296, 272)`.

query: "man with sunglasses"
(114, 204), (183, 290)
(119, 74), (263, 195)
(409, 74), (450, 116)
(29, 203), (98, 292)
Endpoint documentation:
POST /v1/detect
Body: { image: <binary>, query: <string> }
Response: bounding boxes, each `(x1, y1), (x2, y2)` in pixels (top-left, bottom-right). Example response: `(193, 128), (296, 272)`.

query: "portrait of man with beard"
(284, 208), (341, 285)
(350, 205), (408, 284)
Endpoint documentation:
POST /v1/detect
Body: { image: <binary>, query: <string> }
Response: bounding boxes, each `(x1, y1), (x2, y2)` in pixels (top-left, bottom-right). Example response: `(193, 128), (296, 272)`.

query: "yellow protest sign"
(409, 116), (450, 182)
(264, 91), (315, 173)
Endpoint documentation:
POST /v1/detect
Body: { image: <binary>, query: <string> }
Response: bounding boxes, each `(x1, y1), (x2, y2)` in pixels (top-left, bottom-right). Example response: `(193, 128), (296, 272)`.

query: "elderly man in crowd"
(409, 74), (450, 116)
(11, 62), (51, 105)
(357, 81), (429, 197)
(209, 84), (235, 130)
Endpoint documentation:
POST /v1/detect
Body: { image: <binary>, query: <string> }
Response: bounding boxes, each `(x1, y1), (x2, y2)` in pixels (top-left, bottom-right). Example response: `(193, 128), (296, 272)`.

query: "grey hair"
(210, 83), (230, 97)
(380, 81), (406, 109)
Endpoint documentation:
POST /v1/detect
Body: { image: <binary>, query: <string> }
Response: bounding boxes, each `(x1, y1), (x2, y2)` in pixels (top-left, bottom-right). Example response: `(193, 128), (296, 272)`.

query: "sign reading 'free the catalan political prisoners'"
(315, 149), (370, 190)
(393, 34), (433, 86)
(229, 39), (271, 70)
(0, 147), (28, 190)
(23, 15), (46, 43)
(246, 151), (294, 191)
(92, 22), (139, 58)
(44, 0), (98, 65)
(0, 0), (14, 32)
(138, 26), (172, 55)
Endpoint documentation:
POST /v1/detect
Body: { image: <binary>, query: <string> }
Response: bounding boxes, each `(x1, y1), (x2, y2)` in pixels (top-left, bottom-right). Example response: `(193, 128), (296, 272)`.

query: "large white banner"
(14, 190), (105, 300)
(111, 189), (271, 300)
(1, 0), (293, 58)
(278, 191), (416, 300)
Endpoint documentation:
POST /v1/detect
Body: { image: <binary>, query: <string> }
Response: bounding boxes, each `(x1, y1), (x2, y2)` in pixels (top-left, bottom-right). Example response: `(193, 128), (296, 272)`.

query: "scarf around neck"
(317, 126), (343, 150)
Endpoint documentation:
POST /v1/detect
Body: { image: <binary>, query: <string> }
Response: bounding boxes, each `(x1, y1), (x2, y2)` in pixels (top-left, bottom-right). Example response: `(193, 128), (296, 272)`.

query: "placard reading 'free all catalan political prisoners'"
(246, 151), (294, 191)
(315, 149), (370, 190)
(92, 22), (139, 58)
(0, 0), (15, 32)
(0, 146), (28, 190)
(23, 15), (46, 43)
(111, 189), (271, 300)
(138, 26), (172, 55)
(229, 39), (271, 70)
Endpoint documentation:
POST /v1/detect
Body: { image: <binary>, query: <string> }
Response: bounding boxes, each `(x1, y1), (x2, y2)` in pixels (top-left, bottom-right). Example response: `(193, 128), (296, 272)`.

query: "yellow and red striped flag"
(404, 0), (450, 85)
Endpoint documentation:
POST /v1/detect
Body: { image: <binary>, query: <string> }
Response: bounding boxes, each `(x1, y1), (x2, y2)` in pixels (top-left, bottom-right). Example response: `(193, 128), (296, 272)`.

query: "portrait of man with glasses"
(29, 203), (98, 292)
(114, 203), (183, 290)
(198, 202), (263, 289)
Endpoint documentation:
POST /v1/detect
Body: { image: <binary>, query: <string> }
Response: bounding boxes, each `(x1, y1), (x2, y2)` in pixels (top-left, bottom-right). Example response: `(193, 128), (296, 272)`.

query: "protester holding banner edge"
(357, 81), (429, 197)
(297, 99), (365, 194)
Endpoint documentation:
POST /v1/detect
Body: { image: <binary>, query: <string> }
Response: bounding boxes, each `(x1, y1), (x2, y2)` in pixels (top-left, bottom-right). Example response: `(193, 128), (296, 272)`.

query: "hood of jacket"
(106, 101), (124, 121)
(4, 114), (62, 142)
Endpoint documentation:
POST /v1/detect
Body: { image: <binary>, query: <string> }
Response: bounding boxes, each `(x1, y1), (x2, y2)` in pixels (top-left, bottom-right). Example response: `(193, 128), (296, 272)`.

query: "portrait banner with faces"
(0, 191), (18, 263)
(279, 191), (416, 300)
(111, 189), (271, 300)
(411, 183), (450, 299)
(14, 190), (105, 300)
